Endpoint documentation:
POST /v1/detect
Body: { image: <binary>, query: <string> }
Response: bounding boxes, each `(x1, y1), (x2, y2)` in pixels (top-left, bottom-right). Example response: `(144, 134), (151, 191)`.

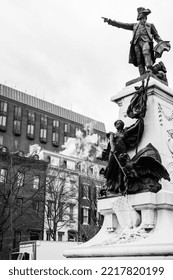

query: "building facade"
(39, 150), (105, 243)
(39, 149), (79, 243)
(0, 84), (106, 154)
(0, 84), (106, 258)
(0, 147), (47, 259)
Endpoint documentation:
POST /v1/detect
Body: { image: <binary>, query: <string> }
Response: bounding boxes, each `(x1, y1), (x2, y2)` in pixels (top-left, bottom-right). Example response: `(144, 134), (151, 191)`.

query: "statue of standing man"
(102, 7), (170, 76)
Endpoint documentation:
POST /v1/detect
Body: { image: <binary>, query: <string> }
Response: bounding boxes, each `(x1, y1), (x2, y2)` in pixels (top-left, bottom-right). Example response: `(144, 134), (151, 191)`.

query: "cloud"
(0, 0), (173, 132)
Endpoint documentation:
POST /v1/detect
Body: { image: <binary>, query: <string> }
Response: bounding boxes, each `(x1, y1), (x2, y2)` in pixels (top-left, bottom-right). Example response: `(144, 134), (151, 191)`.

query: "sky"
(0, 0), (172, 132)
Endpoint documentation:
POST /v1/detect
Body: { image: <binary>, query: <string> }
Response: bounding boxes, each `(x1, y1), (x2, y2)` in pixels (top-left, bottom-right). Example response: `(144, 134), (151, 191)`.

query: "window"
(0, 168), (7, 183)
(40, 115), (47, 143)
(27, 124), (34, 136)
(67, 160), (75, 170)
(13, 106), (22, 135)
(58, 231), (64, 241)
(33, 201), (39, 214)
(28, 110), (35, 122)
(0, 116), (7, 129)
(13, 120), (21, 136)
(27, 111), (35, 139)
(58, 202), (64, 221)
(83, 207), (89, 224)
(0, 101), (8, 113)
(69, 203), (75, 221)
(79, 162), (86, 173)
(0, 101), (8, 131)
(50, 156), (60, 166)
(64, 123), (68, 133)
(47, 201), (53, 218)
(40, 128), (47, 139)
(81, 207), (91, 225)
(0, 135), (3, 145)
(40, 114), (47, 126)
(13, 231), (21, 249)
(64, 123), (71, 137)
(52, 132), (59, 147)
(33, 176), (40, 189)
(16, 172), (24, 187)
(82, 184), (90, 199)
(53, 120), (59, 128)
(16, 198), (23, 214)
(68, 230), (77, 242)
(29, 230), (41, 240)
(14, 106), (22, 118)
(52, 120), (59, 147)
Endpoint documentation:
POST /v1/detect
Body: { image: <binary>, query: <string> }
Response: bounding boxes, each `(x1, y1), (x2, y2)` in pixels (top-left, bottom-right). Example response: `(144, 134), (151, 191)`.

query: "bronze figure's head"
(137, 7), (151, 20)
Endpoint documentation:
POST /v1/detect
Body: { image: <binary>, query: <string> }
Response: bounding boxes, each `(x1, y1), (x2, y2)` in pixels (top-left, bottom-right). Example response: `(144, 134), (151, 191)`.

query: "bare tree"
(0, 150), (47, 258)
(44, 166), (78, 241)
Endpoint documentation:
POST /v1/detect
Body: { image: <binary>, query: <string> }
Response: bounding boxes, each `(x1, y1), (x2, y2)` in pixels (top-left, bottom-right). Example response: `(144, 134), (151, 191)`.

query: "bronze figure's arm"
(101, 17), (134, 31)
(101, 17), (109, 23)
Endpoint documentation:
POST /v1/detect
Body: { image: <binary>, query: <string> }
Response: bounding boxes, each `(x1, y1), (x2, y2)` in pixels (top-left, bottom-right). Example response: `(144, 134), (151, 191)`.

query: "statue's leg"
(142, 42), (153, 72)
(138, 64), (146, 75)
(134, 43), (146, 76)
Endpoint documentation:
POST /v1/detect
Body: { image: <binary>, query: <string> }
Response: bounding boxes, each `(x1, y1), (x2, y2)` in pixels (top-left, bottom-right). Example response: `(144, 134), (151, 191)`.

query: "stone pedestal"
(64, 77), (173, 259)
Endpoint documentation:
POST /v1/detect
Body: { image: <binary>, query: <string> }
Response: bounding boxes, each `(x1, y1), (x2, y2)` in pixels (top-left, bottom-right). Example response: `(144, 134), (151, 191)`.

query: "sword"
(112, 152), (127, 178)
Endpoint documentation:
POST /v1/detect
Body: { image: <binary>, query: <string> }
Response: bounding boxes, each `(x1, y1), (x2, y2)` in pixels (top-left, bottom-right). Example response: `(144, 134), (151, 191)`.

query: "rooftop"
(0, 84), (106, 133)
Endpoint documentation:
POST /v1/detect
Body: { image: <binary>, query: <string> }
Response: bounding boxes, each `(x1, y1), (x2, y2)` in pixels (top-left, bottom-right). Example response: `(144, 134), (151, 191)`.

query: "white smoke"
(60, 122), (107, 161)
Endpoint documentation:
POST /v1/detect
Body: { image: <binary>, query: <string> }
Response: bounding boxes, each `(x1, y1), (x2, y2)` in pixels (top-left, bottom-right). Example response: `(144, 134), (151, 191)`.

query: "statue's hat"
(137, 7), (151, 20)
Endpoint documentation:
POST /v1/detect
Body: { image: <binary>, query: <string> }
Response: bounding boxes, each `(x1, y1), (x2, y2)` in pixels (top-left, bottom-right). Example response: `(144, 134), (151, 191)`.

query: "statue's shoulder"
(146, 22), (152, 27)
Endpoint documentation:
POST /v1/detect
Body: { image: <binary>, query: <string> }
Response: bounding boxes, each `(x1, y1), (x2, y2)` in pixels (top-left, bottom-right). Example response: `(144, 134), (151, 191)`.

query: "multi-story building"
(0, 84), (106, 258)
(0, 84), (106, 154)
(39, 149), (105, 243)
(0, 147), (47, 259)
(39, 150), (79, 242)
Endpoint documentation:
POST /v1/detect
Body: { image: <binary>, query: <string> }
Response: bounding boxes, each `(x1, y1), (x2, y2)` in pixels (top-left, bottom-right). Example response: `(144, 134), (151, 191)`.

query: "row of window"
(46, 230), (77, 242)
(0, 168), (40, 189)
(47, 205), (96, 226)
(1, 228), (78, 248)
(81, 184), (98, 201)
(0, 230), (77, 252)
(81, 206), (96, 225)
(0, 101), (81, 146)
(0, 229), (42, 252)
(13, 198), (43, 217)
(46, 200), (95, 226)
(47, 201), (75, 221)
(0, 101), (8, 132)
(48, 156), (102, 178)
